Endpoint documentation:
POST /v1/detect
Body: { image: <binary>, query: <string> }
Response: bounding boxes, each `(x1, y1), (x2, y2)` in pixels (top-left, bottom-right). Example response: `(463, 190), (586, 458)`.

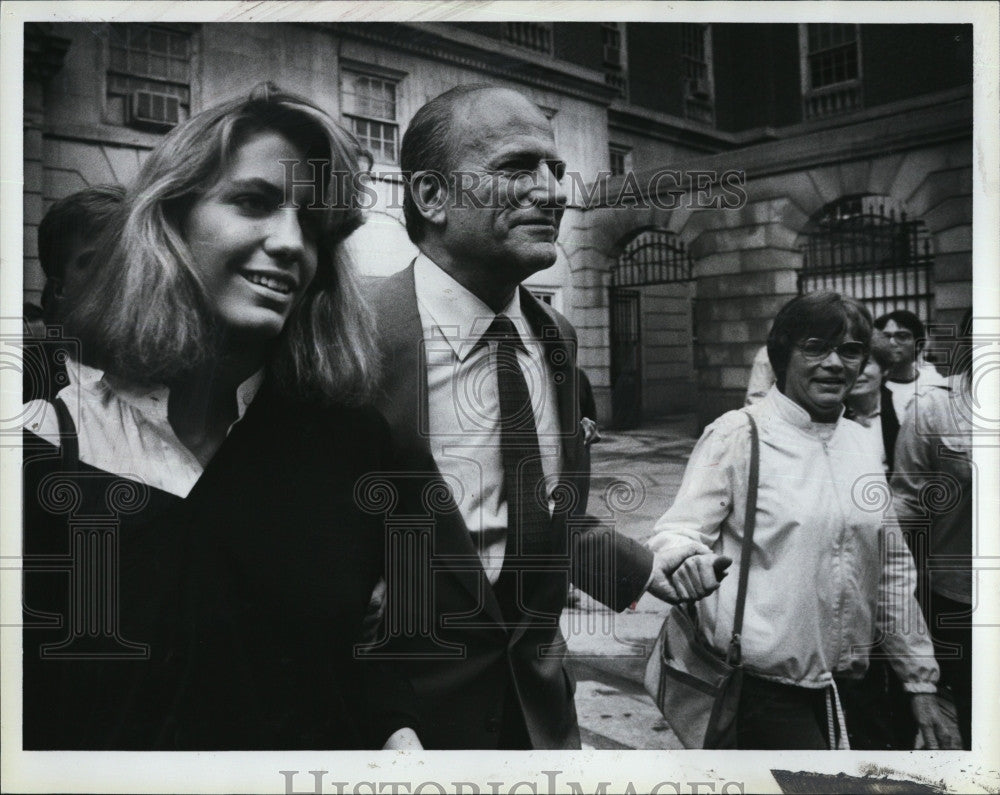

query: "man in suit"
(367, 84), (725, 750)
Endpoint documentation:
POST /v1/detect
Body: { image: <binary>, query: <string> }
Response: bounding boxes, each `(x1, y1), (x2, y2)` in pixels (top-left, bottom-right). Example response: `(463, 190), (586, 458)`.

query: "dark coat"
(22, 382), (395, 749)
(367, 264), (652, 749)
(844, 383), (900, 475)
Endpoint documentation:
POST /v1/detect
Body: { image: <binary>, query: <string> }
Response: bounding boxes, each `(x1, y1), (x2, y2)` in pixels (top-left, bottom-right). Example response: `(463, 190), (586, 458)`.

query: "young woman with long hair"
(22, 83), (409, 750)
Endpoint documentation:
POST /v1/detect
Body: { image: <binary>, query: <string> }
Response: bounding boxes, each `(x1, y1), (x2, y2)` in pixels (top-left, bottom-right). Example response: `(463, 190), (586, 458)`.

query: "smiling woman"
(21, 84), (407, 750)
(646, 291), (960, 751)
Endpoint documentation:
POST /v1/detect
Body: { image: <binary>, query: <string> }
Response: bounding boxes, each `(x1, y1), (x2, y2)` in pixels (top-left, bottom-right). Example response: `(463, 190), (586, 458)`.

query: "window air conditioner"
(129, 90), (180, 130)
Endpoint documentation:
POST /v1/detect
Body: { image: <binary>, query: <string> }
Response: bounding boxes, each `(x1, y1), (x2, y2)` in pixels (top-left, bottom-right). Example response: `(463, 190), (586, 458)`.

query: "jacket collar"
(763, 384), (844, 438)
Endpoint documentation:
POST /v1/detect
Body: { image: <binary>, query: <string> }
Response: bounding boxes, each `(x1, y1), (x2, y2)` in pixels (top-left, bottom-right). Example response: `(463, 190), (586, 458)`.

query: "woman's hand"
(911, 693), (962, 749)
(382, 727), (424, 750)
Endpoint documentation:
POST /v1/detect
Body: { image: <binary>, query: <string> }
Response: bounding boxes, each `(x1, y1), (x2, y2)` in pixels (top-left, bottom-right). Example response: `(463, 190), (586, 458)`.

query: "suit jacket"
(22, 382), (396, 749)
(367, 264), (652, 749)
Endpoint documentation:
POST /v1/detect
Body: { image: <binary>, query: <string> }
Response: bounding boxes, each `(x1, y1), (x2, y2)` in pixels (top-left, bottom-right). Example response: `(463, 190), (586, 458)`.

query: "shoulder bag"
(643, 411), (759, 749)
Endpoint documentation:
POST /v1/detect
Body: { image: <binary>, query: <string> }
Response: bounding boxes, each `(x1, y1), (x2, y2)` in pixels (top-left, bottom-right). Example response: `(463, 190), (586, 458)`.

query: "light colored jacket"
(649, 386), (939, 693)
(892, 374), (973, 604)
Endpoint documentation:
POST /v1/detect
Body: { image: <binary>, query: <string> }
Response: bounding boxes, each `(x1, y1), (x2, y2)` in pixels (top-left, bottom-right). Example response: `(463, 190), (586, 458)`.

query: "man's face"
(435, 90), (567, 289)
(881, 319), (917, 366)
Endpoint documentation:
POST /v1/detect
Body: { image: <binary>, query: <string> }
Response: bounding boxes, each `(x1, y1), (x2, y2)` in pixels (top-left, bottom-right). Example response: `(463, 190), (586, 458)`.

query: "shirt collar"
(413, 252), (527, 362)
(75, 358), (264, 422)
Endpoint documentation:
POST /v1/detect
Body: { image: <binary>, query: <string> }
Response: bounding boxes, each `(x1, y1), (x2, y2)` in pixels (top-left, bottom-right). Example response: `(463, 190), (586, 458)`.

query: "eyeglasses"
(797, 338), (868, 363)
(882, 330), (915, 343)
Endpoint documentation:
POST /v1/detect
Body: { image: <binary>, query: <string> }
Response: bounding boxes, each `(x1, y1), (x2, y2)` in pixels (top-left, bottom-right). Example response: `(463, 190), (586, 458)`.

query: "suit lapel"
(375, 264), (504, 624)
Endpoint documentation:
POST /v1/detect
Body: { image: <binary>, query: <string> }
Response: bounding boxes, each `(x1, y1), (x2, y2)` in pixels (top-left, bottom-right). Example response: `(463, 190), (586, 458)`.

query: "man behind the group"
(23, 185), (124, 402)
(366, 84), (724, 750)
(875, 309), (946, 418)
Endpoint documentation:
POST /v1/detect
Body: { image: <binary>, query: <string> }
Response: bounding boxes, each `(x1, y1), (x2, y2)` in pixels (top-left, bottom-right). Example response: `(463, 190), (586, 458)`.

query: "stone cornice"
(608, 85), (972, 164)
(42, 123), (160, 152)
(314, 22), (620, 105)
(600, 88), (972, 203)
(608, 104), (733, 154)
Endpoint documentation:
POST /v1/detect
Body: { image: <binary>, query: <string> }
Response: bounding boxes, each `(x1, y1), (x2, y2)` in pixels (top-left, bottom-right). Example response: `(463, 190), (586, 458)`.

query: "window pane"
(149, 55), (168, 78)
(149, 30), (168, 53)
(170, 34), (188, 57)
(129, 51), (149, 75)
(131, 26), (149, 50)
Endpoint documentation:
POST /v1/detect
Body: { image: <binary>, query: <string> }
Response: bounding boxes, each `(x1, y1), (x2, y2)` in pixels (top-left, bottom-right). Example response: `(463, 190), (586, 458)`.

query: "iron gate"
(609, 229), (695, 429)
(799, 195), (934, 321)
(609, 288), (641, 430)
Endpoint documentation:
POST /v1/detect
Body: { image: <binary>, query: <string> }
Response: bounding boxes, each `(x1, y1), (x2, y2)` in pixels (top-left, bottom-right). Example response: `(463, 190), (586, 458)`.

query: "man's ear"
(411, 170), (448, 227)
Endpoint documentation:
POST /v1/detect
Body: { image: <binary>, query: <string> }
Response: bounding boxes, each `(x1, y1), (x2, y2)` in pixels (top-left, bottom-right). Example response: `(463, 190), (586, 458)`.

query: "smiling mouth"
(243, 272), (296, 295)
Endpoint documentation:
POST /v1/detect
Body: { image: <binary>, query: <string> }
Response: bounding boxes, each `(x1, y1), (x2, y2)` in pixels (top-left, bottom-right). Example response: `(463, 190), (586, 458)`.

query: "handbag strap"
(726, 411), (759, 666)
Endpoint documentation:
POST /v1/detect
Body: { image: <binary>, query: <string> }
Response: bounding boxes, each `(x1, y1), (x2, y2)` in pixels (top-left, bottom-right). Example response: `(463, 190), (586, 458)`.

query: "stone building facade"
(23, 21), (973, 429)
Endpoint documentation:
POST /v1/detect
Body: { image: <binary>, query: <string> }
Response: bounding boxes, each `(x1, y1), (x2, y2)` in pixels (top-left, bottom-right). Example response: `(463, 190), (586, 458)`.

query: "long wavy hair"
(65, 82), (378, 405)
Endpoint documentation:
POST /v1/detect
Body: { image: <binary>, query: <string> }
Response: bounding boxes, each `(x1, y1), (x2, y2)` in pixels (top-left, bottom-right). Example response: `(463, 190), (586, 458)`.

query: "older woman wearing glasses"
(647, 292), (958, 750)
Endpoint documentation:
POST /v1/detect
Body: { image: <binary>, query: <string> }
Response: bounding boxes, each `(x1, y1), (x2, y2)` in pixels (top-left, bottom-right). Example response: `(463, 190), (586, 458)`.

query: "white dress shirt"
(24, 360), (263, 498)
(413, 254), (561, 584)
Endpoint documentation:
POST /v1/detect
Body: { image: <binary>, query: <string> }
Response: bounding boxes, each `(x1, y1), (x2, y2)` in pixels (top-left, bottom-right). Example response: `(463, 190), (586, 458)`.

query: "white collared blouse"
(24, 360), (263, 498)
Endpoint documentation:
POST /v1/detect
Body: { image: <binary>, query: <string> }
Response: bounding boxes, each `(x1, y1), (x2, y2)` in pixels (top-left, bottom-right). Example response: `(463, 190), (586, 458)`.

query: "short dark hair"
(874, 309), (926, 349)
(867, 331), (895, 372)
(767, 291), (873, 389)
(400, 83), (496, 244)
(38, 185), (125, 280)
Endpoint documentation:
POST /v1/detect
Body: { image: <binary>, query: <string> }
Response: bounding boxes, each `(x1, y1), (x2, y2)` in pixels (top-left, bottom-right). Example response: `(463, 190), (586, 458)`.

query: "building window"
(602, 22), (628, 100)
(504, 22), (553, 55)
(602, 22), (623, 66)
(609, 144), (632, 177)
(342, 71), (400, 163)
(799, 195), (933, 321)
(800, 24), (863, 119)
(681, 23), (714, 124)
(107, 23), (191, 130)
(528, 287), (562, 312)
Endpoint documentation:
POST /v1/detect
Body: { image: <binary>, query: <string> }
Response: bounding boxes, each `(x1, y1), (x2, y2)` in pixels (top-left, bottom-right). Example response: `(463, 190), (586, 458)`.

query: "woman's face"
(782, 334), (865, 422)
(182, 130), (322, 343)
(848, 358), (884, 400)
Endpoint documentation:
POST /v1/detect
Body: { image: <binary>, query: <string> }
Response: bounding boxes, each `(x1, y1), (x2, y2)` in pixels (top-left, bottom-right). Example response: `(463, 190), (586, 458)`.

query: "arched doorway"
(609, 229), (695, 429)
(799, 194), (935, 321)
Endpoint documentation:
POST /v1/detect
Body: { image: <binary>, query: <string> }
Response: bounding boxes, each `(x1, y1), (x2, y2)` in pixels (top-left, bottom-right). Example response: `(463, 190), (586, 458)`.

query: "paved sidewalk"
(561, 415), (700, 750)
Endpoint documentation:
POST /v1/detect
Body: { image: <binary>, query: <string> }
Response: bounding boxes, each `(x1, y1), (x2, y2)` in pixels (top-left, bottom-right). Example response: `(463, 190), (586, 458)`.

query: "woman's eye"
(234, 194), (274, 215)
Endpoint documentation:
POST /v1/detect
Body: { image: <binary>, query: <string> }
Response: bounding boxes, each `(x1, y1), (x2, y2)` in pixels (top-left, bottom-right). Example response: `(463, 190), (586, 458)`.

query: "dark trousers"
(736, 675), (833, 750)
(837, 660), (917, 750)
